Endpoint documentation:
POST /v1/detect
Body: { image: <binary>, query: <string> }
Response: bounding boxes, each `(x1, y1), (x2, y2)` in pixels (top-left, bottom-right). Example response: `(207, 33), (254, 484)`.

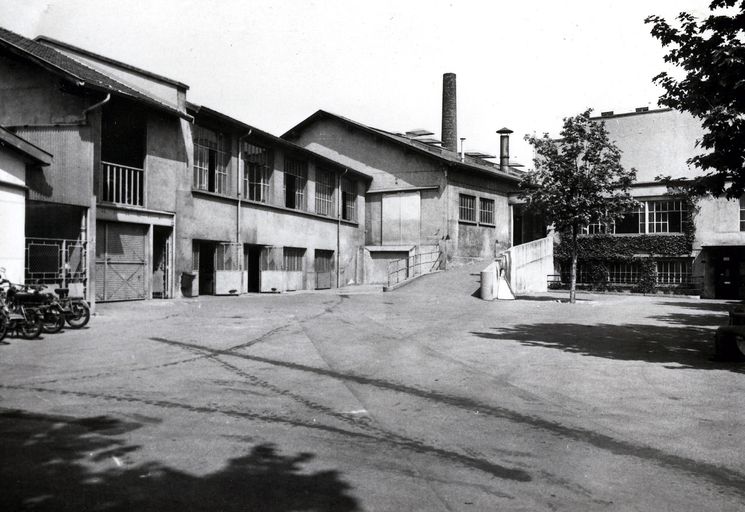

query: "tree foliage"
(520, 110), (637, 234)
(646, 1), (745, 198)
(520, 109), (637, 302)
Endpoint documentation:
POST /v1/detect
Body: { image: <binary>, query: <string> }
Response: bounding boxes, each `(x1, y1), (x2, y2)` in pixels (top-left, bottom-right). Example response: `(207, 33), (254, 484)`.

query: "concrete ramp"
(499, 236), (554, 295)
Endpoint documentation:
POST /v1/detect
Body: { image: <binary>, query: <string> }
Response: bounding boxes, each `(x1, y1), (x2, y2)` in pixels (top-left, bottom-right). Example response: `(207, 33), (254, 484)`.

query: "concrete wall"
(0, 150), (28, 283)
(179, 128), (367, 294)
(447, 177), (511, 260)
(290, 117), (445, 191)
(600, 109), (705, 183)
(502, 236), (554, 294)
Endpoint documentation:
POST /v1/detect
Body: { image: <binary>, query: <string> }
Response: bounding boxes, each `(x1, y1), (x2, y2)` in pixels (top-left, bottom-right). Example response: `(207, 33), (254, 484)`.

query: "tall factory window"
(479, 198), (495, 225)
(242, 142), (272, 202)
(315, 168), (334, 216)
(193, 125), (230, 194)
(341, 178), (356, 222)
(459, 194), (476, 222)
(284, 157), (307, 210)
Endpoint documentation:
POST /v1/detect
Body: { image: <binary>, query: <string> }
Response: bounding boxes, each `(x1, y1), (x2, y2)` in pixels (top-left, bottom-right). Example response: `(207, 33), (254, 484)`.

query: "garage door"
(382, 191), (420, 245)
(95, 221), (147, 301)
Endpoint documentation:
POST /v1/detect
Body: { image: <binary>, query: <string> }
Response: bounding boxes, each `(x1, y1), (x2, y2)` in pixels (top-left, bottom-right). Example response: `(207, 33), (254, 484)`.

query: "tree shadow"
(0, 409), (359, 512)
(471, 322), (744, 372)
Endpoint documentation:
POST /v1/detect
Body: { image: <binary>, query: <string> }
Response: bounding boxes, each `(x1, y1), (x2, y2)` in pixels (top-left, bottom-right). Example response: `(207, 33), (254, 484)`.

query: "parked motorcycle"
(0, 286), (43, 340)
(54, 287), (91, 328)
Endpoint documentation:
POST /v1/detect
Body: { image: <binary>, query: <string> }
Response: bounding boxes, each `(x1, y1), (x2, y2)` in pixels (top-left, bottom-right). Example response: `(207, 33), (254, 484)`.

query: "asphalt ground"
(1, 262), (744, 511)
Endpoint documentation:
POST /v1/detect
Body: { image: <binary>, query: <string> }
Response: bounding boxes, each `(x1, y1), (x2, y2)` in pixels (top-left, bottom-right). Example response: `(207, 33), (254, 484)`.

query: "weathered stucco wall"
(600, 109), (705, 183)
(290, 117), (444, 191)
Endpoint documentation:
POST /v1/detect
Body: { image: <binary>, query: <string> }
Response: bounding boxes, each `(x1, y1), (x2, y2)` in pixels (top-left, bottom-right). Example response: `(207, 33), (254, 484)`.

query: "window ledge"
(458, 219), (478, 226)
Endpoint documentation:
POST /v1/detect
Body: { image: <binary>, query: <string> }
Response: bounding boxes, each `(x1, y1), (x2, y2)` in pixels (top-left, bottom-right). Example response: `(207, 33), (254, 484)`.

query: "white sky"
(0, 0), (707, 168)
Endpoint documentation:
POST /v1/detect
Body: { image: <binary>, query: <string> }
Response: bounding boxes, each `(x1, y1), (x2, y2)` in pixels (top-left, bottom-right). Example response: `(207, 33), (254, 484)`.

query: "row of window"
(583, 200), (689, 235)
(572, 259), (693, 285)
(284, 247), (335, 272)
(459, 194), (495, 225)
(193, 126), (357, 222)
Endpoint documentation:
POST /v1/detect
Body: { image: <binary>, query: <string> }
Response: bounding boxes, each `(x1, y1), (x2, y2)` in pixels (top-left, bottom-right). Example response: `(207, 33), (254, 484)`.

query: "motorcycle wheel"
(19, 311), (43, 339)
(42, 308), (65, 334)
(0, 313), (7, 342)
(66, 302), (90, 329)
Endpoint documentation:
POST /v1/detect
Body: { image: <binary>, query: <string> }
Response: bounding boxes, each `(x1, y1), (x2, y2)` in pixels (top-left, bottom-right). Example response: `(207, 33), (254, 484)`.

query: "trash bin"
(181, 271), (198, 298)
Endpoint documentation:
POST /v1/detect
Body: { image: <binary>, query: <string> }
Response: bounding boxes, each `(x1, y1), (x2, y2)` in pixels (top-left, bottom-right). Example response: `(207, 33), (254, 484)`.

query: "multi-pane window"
(656, 259), (692, 285)
(607, 262), (640, 284)
(613, 206), (644, 234)
(193, 125), (230, 194)
(242, 143), (272, 202)
(341, 178), (356, 222)
(315, 168), (334, 216)
(740, 196), (745, 231)
(479, 198), (495, 225)
(459, 194), (476, 222)
(284, 157), (307, 210)
(583, 201), (687, 235)
(283, 247), (305, 271)
(648, 200), (687, 233)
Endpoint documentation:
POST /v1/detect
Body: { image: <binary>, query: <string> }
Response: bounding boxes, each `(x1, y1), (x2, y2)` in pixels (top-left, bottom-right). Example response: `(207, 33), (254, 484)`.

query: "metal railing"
(25, 237), (88, 294)
(547, 273), (704, 294)
(387, 246), (443, 288)
(102, 161), (144, 206)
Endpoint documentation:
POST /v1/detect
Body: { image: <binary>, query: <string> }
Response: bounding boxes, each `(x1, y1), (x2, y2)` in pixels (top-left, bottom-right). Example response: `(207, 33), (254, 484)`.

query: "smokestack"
(441, 73), (457, 152)
(497, 127), (513, 172)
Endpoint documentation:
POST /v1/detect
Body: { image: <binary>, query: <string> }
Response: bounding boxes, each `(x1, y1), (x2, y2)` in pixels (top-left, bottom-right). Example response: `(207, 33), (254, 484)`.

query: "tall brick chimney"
(497, 127), (513, 172)
(441, 73), (457, 152)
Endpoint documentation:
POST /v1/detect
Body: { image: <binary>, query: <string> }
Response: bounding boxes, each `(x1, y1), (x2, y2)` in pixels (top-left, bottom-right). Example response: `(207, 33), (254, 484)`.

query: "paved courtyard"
(1, 263), (744, 511)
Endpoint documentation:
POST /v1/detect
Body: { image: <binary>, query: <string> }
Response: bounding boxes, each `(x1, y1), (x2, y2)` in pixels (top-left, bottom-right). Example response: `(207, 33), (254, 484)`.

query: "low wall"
(502, 236), (554, 294)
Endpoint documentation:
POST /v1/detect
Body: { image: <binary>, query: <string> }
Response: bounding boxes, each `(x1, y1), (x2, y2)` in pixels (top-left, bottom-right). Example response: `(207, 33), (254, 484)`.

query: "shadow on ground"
(472, 321), (744, 371)
(0, 409), (359, 512)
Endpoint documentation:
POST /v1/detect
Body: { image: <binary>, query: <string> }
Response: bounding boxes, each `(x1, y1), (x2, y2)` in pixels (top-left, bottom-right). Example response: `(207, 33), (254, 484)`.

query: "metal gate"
(95, 221), (147, 301)
(25, 238), (88, 296)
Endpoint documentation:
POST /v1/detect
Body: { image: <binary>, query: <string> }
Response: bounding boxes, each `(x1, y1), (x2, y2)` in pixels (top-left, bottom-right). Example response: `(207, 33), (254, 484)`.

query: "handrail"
(386, 246), (443, 288)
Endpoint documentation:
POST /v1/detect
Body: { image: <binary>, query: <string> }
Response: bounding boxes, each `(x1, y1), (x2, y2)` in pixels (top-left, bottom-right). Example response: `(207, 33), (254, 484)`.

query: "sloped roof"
(0, 26), (190, 120)
(187, 102), (372, 182)
(282, 110), (524, 183)
(0, 126), (52, 165)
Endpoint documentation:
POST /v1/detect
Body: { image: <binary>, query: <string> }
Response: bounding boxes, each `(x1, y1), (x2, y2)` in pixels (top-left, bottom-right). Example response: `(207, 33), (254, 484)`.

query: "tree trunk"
(570, 226), (578, 304)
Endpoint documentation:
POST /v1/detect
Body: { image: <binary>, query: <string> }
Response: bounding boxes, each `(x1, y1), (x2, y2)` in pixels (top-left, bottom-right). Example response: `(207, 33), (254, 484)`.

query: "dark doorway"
(512, 204), (546, 246)
(152, 227), (171, 298)
(244, 244), (263, 292)
(197, 241), (216, 295)
(713, 247), (745, 299)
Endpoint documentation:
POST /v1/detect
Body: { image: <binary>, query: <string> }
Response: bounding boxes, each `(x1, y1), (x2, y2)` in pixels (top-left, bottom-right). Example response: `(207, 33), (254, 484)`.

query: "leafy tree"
(521, 110), (637, 303)
(646, 1), (745, 198)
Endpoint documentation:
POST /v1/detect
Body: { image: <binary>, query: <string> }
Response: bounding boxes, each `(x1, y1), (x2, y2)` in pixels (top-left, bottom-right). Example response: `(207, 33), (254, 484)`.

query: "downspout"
(337, 168), (348, 288)
(237, 130), (253, 293)
(82, 93), (111, 119)
(81, 92), (110, 314)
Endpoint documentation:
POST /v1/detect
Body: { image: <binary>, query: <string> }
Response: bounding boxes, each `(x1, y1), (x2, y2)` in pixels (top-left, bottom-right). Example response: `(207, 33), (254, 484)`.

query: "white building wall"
(0, 150), (28, 283)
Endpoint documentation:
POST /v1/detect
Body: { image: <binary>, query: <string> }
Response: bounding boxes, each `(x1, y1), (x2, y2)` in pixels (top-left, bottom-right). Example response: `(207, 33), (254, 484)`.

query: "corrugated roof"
(283, 110), (524, 183)
(0, 26), (191, 120)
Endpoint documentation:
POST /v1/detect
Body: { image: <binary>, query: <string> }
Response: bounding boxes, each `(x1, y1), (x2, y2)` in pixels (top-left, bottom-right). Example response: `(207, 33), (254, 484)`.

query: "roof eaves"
(0, 126), (53, 165)
(36, 35), (190, 90)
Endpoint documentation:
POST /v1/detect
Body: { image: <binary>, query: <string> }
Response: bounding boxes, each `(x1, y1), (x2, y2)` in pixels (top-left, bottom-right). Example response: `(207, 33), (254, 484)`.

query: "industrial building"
(0, 27), (369, 305)
(283, 74), (525, 283)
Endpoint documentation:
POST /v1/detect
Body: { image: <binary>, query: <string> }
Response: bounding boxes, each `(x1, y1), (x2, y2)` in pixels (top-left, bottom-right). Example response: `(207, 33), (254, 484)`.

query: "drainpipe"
(82, 93), (111, 119)
(82, 92), (110, 313)
(337, 168), (348, 288)
(237, 130), (252, 292)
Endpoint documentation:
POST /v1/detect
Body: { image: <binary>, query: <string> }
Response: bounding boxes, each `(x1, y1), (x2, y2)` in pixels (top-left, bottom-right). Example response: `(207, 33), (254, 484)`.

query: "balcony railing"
(102, 161), (144, 206)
